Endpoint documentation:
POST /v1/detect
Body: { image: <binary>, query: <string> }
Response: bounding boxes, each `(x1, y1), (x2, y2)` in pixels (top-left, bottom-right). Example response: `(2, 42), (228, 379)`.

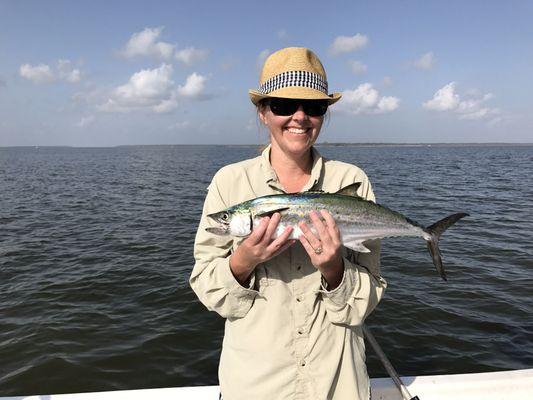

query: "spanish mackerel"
(206, 183), (468, 280)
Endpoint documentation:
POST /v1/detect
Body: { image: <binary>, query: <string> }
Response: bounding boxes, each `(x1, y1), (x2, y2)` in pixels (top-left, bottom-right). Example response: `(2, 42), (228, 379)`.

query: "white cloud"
(20, 60), (82, 84)
(348, 60), (367, 75)
(19, 63), (55, 84)
(121, 27), (174, 60)
(177, 72), (208, 99)
(423, 82), (459, 111)
(413, 52), (435, 70)
(98, 65), (210, 113)
(423, 82), (500, 121)
(336, 83), (400, 115)
(57, 59), (81, 83)
(458, 108), (494, 120)
(116, 64), (173, 102)
(330, 34), (368, 55)
(99, 64), (175, 112)
(377, 96), (400, 113)
(175, 47), (209, 66)
(152, 98), (178, 113)
(257, 49), (271, 68)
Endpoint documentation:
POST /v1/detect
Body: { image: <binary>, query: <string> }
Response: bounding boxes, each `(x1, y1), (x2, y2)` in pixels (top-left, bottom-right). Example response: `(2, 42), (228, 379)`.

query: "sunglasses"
(266, 98), (329, 117)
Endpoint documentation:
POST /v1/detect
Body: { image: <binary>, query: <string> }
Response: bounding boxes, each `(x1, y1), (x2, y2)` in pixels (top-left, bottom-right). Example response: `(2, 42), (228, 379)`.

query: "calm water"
(0, 145), (532, 396)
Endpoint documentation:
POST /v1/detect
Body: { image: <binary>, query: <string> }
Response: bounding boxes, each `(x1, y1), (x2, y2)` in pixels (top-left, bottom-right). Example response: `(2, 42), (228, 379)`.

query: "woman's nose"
(292, 105), (308, 120)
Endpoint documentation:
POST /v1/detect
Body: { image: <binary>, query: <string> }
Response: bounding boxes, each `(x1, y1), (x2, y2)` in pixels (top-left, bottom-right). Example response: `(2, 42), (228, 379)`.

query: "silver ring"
(314, 246), (323, 255)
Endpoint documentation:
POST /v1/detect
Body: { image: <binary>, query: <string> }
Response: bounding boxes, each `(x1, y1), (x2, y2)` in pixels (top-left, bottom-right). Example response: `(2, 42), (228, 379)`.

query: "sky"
(0, 0), (532, 146)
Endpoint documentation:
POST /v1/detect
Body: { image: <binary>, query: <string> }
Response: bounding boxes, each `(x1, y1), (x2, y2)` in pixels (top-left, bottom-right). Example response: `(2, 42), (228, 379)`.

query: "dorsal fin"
(335, 182), (362, 197)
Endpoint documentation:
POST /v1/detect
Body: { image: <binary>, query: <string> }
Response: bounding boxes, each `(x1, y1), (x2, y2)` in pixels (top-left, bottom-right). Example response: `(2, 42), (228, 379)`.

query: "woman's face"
(259, 101), (324, 158)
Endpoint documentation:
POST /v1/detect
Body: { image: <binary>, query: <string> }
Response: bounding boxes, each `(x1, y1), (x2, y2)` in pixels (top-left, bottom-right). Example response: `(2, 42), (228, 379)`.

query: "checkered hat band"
(259, 71), (328, 95)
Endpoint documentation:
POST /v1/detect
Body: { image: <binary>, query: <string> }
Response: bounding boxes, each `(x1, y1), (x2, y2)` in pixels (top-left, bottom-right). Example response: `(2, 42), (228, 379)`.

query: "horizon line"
(1, 142), (533, 149)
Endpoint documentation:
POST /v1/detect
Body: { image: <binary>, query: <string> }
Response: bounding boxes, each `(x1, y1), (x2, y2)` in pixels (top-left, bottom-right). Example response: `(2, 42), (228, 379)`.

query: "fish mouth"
(205, 226), (230, 235)
(206, 211), (230, 235)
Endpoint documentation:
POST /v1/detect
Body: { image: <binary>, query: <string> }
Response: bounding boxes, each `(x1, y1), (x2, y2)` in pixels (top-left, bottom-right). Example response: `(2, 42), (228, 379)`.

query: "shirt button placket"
(294, 293), (307, 363)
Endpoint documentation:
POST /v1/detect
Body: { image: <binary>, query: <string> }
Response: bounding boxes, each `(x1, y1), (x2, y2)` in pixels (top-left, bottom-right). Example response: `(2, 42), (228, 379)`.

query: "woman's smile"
(285, 126), (311, 135)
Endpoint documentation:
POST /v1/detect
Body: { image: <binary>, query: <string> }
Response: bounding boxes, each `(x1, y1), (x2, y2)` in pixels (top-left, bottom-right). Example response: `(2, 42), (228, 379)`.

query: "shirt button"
(301, 360), (306, 367)
(298, 330), (303, 335)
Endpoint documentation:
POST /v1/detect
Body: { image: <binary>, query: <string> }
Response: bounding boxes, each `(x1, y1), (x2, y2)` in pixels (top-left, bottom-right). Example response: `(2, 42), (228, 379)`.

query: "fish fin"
(344, 240), (371, 253)
(335, 182), (362, 197)
(425, 212), (469, 281)
(302, 182), (361, 196)
(255, 206), (290, 218)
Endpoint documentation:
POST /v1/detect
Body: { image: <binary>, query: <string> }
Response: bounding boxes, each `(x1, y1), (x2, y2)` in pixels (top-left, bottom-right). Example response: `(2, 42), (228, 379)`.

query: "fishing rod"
(363, 325), (420, 400)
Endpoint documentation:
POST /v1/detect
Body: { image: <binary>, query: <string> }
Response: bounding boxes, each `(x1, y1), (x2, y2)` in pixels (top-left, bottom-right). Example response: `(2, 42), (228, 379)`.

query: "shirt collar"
(260, 144), (324, 192)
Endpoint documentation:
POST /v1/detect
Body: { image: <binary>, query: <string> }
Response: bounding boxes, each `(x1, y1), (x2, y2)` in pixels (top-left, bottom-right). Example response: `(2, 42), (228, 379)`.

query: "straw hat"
(249, 47), (341, 105)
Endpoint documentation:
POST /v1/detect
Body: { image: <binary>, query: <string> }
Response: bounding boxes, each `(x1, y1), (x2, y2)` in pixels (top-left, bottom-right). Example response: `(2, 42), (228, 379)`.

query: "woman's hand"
(298, 210), (344, 290)
(229, 212), (295, 286)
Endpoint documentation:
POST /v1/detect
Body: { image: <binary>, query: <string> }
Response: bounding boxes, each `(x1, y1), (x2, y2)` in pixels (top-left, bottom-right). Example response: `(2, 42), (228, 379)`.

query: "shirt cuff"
(219, 257), (259, 317)
(318, 257), (358, 306)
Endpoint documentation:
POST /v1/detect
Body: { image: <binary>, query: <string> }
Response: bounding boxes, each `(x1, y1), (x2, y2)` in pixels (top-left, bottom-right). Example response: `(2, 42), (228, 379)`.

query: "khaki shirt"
(190, 145), (387, 400)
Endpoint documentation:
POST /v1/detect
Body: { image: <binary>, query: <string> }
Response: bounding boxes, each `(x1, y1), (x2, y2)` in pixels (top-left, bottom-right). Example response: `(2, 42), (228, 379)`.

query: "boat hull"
(1, 369), (532, 400)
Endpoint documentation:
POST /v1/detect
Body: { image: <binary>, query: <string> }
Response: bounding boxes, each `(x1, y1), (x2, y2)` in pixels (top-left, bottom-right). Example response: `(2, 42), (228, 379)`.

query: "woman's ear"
(258, 107), (268, 125)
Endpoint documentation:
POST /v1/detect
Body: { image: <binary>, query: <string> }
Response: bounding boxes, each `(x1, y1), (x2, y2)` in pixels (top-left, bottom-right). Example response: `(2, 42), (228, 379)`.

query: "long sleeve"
(190, 173), (259, 319)
(319, 239), (387, 326)
(319, 178), (387, 327)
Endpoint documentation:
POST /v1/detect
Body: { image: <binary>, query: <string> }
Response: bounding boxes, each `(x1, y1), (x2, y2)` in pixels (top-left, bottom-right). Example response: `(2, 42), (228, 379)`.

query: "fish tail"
(424, 213), (469, 281)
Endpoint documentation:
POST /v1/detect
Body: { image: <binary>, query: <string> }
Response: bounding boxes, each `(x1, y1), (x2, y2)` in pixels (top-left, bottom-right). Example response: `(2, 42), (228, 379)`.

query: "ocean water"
(0, 144), (532, 396)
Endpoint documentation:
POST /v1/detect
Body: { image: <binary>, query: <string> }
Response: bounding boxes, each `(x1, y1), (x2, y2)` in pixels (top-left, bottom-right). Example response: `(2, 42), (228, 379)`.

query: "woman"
(190, 47), (387, 400)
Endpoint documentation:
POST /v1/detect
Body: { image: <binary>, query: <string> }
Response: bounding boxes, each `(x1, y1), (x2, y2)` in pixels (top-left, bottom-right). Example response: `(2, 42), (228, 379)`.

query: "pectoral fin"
(344, 240), (371, 253)
(255, 206), (290, 218)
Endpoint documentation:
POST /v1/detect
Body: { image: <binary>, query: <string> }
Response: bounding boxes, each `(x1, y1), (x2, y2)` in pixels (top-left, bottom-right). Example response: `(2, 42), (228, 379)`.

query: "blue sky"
(1, 0), (532, 146)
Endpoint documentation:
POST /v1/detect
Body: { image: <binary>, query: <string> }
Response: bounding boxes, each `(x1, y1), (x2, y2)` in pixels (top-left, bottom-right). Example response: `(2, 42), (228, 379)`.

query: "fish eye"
(222, 213), (229, 220)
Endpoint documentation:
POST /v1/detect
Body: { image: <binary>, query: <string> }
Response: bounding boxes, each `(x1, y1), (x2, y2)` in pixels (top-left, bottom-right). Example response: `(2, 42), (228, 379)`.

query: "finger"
(320, 209), (341, 242)
(247, 216), (269, 244)
(298, 219), (321, 247)
(266, 225), (293, 253)
(309, 210), (331, 243)
(262, 212), (281, 243)
(298, 233), (317, 259)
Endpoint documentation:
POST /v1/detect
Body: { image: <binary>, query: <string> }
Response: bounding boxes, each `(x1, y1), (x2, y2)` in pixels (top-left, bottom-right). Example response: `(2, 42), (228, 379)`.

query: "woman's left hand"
(298, 210), (344, 290)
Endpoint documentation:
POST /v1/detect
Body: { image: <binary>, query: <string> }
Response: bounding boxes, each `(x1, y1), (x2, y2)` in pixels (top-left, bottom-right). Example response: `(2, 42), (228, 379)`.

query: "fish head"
(206, 207), (252, 237)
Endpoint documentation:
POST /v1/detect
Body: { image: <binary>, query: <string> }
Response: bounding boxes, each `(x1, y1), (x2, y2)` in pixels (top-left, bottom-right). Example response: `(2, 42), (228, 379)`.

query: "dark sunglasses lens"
(303, 101), (328, 116)
(269, 99), (298, 116)
(268, 99), (328, 116)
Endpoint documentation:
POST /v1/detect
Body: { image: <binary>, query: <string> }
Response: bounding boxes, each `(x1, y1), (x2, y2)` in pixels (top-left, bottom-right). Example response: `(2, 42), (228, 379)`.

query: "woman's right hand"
(229, 212), (295, 286)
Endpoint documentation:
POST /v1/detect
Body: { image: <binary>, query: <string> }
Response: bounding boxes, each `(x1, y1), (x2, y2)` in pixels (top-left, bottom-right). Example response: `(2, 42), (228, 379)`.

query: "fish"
(206, 183), (468, 280)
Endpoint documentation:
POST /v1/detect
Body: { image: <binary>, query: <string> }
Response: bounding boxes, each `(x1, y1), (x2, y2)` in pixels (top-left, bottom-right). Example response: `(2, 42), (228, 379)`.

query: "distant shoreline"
(1, 142), (532, 149)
